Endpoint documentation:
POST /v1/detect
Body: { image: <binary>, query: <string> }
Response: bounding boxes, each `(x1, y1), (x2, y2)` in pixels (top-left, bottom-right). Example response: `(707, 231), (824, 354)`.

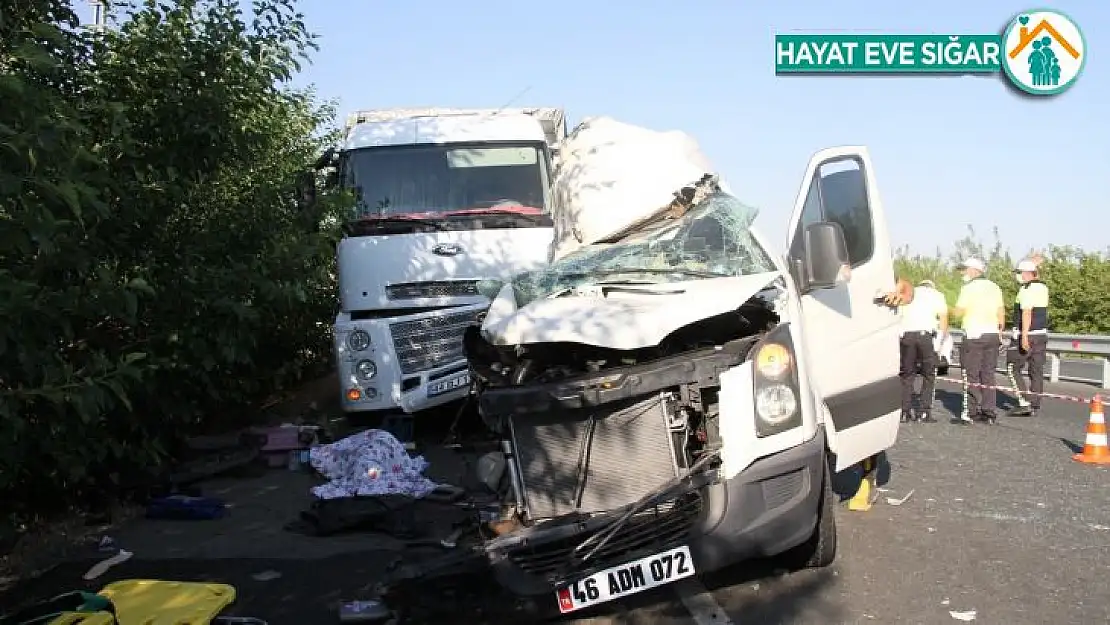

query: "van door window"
(789, 157), (875, 269)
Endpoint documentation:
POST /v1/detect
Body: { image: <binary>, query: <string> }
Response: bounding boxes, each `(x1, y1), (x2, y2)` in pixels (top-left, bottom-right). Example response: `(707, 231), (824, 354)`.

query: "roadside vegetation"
(2, 0), (1107, 551)
(1, 0), (350, 542)
(895, 226), (1110, 334)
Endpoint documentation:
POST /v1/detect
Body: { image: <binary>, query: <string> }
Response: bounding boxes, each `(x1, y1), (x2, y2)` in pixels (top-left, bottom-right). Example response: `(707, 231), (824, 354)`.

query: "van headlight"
(752, 325), (802, 437)
(756, 384), (798, 425)
(355, 359), (377, 380)
(348, 329), (371, 351)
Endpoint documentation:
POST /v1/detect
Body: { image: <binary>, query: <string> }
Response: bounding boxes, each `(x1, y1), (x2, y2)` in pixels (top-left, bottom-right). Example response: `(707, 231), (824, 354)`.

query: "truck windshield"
(509, 192), (778, 307)
(342, 142), (548, 219)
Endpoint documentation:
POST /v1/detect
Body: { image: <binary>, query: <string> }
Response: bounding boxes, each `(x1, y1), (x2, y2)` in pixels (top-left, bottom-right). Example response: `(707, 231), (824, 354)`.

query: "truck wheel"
(783, 454), (837, 569)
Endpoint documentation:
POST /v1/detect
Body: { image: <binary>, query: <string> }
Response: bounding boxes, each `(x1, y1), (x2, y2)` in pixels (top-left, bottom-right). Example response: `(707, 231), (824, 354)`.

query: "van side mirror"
(295, 170), (316, 212)
(802, 221), (851, 290)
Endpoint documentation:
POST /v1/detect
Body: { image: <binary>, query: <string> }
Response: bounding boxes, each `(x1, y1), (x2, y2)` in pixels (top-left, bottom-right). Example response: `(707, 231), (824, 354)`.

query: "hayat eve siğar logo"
(1000, 9), (1087, 95)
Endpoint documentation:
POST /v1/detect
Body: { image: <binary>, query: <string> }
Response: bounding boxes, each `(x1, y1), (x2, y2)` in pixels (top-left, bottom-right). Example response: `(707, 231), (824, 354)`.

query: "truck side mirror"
(295, 170), (317, 212)
(802, 221), (851, 290)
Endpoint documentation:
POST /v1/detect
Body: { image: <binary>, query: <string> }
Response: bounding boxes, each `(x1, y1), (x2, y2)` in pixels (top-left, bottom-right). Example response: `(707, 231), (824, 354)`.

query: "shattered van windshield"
(512, 192), (777, 307)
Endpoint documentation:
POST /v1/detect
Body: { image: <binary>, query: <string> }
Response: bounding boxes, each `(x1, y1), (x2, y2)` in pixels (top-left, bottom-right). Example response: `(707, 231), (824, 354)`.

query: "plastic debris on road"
(309, 429), (440, 500)
(949, 609), (977, 621)
(83, 548), (133, 580)
(885, 489), (915, 506)
(251, 570), (282, 581)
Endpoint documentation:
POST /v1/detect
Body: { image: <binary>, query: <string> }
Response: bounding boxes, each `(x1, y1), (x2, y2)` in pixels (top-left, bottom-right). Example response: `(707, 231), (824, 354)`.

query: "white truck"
(325, 107), (567, 416)
(463, 118), (903, 615)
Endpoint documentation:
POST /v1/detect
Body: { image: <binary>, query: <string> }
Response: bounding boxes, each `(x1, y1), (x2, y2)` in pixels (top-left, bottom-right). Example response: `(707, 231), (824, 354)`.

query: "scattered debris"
(440, 527), (464, 549)
(941, 598), (950, 606)
(949, 609), (977, 621)
(338, 599), (392, 622)
(251, 570), (282, 582)
(885, 489), (915, 506)
(1089, 523), (1109, 531)
(83, 548), (133, 580)
(97, 536), (115, 552)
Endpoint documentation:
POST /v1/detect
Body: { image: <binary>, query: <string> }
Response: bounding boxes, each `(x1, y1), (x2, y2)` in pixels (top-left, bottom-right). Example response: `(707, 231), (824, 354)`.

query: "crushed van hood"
(481, 272), (781, 350)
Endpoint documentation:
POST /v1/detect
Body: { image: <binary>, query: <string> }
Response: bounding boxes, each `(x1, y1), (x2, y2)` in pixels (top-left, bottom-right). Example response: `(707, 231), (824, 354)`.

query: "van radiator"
(508, 394), (679, 520)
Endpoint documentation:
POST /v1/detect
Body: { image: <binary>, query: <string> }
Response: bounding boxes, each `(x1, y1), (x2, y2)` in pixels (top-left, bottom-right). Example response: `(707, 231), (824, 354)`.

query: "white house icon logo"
(1001, 9), (1087, 95)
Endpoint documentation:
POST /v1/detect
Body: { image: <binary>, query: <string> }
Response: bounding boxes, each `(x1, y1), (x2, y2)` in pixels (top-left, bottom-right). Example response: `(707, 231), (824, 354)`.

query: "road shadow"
(1059, 437), (1083, 454)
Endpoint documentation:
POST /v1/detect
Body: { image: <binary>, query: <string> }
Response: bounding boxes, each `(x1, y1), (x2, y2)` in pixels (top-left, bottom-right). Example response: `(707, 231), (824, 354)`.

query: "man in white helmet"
(1007, 258), (1049, 416)
(953, 257), (1006, 425)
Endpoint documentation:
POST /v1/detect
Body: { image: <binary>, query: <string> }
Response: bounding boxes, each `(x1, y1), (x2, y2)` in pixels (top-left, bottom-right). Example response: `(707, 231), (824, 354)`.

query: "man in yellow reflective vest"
(953, 258), (1006, 425)
(1007, 258), (1049, 416)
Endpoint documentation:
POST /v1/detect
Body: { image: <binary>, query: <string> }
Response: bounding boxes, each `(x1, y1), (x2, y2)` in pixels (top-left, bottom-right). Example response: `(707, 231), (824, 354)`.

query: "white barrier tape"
(936, 375), (1099, 405)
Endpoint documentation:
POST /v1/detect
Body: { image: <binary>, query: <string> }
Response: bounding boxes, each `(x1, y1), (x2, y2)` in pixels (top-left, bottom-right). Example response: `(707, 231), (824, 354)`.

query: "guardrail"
(948, 330), (1110, 389)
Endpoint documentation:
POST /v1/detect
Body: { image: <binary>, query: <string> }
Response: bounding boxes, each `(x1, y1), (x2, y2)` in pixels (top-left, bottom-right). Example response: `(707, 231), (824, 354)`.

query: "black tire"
(782, 454), (837, 569)
(937, 357), (950, 376)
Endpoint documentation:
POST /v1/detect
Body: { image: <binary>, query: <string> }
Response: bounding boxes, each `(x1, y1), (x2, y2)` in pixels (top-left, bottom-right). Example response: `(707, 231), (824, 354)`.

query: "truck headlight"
(752, 325), (802, 437)
(355, 359), (377, 380)
(348, 329), (371, 351)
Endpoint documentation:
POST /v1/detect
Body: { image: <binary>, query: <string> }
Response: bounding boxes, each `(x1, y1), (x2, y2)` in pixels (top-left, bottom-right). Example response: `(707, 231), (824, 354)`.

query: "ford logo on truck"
(432, 243), (464, 257)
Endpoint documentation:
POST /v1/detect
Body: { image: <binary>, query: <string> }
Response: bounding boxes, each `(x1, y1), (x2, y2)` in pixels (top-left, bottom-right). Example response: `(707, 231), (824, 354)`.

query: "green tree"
(1, 0), (349, 526)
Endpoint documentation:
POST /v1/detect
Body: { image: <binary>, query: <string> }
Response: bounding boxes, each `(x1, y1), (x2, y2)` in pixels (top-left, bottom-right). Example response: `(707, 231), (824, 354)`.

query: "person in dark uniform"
(1007, 258), (1049, 416)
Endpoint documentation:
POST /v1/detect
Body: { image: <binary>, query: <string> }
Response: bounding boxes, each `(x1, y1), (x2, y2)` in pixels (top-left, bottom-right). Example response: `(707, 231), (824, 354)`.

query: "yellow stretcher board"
(99, 580), (235, 625)
(44, 614), (115, 625)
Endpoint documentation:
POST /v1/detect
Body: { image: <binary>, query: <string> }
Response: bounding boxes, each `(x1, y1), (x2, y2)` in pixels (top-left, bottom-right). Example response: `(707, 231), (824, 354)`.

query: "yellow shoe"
(847, 475), (873, 512)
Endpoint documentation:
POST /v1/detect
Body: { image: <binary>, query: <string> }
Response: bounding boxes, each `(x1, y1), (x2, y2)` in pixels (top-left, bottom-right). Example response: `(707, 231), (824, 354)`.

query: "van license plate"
(427, 372), (469, 397)
(555, 545), (695, 614)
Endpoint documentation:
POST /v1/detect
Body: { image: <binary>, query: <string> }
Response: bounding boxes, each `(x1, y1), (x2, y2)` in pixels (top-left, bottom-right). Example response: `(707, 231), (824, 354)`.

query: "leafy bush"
(0, 0), (349, 523)
(895, 226), (1110, 334)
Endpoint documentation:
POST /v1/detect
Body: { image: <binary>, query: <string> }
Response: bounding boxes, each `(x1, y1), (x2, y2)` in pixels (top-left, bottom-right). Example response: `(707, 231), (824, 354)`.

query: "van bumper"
(488, 427), (826, 599)
(688, 426), (825, 572)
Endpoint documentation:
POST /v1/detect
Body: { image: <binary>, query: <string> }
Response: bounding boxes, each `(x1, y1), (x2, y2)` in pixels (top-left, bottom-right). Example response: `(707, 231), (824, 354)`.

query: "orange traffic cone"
(1073, 395), (1110, 465)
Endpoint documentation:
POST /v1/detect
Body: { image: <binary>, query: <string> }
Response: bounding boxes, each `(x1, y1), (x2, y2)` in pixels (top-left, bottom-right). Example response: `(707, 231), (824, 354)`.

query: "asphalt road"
(3, 376), (1107, 625)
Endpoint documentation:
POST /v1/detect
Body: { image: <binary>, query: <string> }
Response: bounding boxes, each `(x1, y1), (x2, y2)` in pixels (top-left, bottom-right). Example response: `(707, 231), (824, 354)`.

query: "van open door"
(785, 146), (902, 472)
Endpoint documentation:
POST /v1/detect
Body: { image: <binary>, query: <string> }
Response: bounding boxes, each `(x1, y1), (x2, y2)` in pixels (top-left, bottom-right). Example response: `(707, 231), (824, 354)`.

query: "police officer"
(953, 258), (1006, 425)
(901, 279), (949, 423)
(1007, 258), (1049, 416)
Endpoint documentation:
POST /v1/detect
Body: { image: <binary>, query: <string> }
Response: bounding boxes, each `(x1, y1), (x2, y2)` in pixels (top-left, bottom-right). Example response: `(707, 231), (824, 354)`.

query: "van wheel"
(783, 454), (837, 569)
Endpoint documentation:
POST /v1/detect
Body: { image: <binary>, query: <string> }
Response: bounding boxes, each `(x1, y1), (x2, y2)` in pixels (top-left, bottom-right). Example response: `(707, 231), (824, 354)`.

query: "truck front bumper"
(335, 308), (483, 415)
(487, 427), (826, 598)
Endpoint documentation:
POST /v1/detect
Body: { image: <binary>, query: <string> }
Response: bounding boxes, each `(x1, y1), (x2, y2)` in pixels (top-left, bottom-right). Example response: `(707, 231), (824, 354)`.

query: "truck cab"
(331, 108), (566, 416)
(463, 118), (902, 615)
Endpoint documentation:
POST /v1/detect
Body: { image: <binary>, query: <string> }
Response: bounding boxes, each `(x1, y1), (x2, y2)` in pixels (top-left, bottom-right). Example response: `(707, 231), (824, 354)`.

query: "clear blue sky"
(84, 1), (1110, 257)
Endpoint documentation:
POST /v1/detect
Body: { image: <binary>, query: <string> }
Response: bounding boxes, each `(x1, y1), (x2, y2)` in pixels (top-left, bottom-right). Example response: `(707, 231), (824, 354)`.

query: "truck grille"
(386, 280), (480, 300)
(509, 394), (679, 520)
(506, 492), (702, 581)
(389, 308), (485, 374)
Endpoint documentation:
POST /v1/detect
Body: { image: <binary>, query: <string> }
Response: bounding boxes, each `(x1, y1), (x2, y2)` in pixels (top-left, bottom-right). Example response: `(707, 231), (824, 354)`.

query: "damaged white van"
(462, 118), (903, 614)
